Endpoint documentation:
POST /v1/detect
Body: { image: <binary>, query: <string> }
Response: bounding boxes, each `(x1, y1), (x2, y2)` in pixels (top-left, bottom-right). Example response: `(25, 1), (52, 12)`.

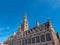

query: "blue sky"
(0, 0), (60, 43)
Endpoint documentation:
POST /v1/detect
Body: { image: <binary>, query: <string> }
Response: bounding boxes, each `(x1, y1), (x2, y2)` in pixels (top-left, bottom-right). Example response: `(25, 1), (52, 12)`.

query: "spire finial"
(24, 13), (27, 22)
(47, 17), (53, 28)
(13, 32), (16, 36)
(24, 13), (27, 19)
(36, 21), (40, 27)
(48, 17), (51, 22)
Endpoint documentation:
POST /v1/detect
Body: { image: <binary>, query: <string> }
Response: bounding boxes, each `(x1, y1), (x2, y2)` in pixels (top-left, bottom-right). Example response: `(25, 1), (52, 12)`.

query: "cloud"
(52, 0), (60, 8)
(0, 26), (10, 30)
(35, 0), (60, 8)
(45, 0), (60, 8)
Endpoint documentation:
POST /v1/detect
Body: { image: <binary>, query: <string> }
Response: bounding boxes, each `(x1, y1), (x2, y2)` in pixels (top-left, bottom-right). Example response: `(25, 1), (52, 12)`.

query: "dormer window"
(28, 30), (30, 34)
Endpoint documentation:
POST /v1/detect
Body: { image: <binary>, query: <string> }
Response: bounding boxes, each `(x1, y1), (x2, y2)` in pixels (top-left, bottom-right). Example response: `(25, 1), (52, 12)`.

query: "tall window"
(36, 36), (40, 43)
(41, 35), (45, 42)
(32, 37), (35, 44)
(17, 41), (19, 45)
(28, 38), (31, 44)
(19, 40), (21, 45)
(22, 40), (24, 45)
(26, 31), (27, 35)
(46, 33), (51, 41)
(25, 39), (27, 45)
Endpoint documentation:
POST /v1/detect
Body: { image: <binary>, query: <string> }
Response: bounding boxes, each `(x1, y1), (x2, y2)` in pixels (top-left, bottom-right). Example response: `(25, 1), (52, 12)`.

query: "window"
(17, 41), (19, 45)
(26, 31), (27, 35)
(28, 30), (30, 34)
(25, 39), (27, 45)
(32, 37), (35, 43)
(41, 35), (45, 42)
(36, 36), (40, 43)
(46, 43), (47, 45)
(46, 33), (51, 41)
(19, 40), (21, 45)
(22, 40), (24, 45)
(28, 38), (31, 44)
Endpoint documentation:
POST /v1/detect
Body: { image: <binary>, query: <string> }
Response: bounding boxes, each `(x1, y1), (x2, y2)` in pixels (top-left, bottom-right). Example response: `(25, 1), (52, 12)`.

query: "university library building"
(3, 14), (60, 45)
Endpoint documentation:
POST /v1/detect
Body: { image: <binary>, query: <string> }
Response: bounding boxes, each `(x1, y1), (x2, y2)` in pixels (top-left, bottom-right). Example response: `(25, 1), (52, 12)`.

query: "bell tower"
(21, 13), (28, 31)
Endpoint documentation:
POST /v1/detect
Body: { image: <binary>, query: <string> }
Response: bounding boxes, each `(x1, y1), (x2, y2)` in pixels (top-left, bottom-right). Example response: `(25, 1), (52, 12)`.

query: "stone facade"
(3, 14), (60, 45)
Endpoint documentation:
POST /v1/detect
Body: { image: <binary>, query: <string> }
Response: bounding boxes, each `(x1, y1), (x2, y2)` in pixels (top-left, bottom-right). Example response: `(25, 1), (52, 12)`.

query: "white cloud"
(52, 0), (60, 8)
(0, 26), (10, 30)
(37, 0), (60, 8)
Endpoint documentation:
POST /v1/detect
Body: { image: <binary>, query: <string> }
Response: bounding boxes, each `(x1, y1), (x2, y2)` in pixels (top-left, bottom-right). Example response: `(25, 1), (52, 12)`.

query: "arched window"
(41, 35), (45, 42)
(22, 40), (24, 45)
(36, 36), (40, 43)
(25, 39), (27, 45)
(32, 37), (35, 43)
(28, 38), (31, 44)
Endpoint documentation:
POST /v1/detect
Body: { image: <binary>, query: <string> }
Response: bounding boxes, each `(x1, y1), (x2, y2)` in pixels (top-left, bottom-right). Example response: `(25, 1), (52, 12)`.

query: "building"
(3, 14), (60, 45)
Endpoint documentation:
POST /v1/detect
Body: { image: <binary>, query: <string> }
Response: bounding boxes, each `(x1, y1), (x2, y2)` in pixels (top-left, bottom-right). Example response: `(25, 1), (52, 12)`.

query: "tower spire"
(47, 17), (55, 32)
(20, 13), (28, 31)
(24, 13), (27, 22)
(48, 17), (52, 28)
